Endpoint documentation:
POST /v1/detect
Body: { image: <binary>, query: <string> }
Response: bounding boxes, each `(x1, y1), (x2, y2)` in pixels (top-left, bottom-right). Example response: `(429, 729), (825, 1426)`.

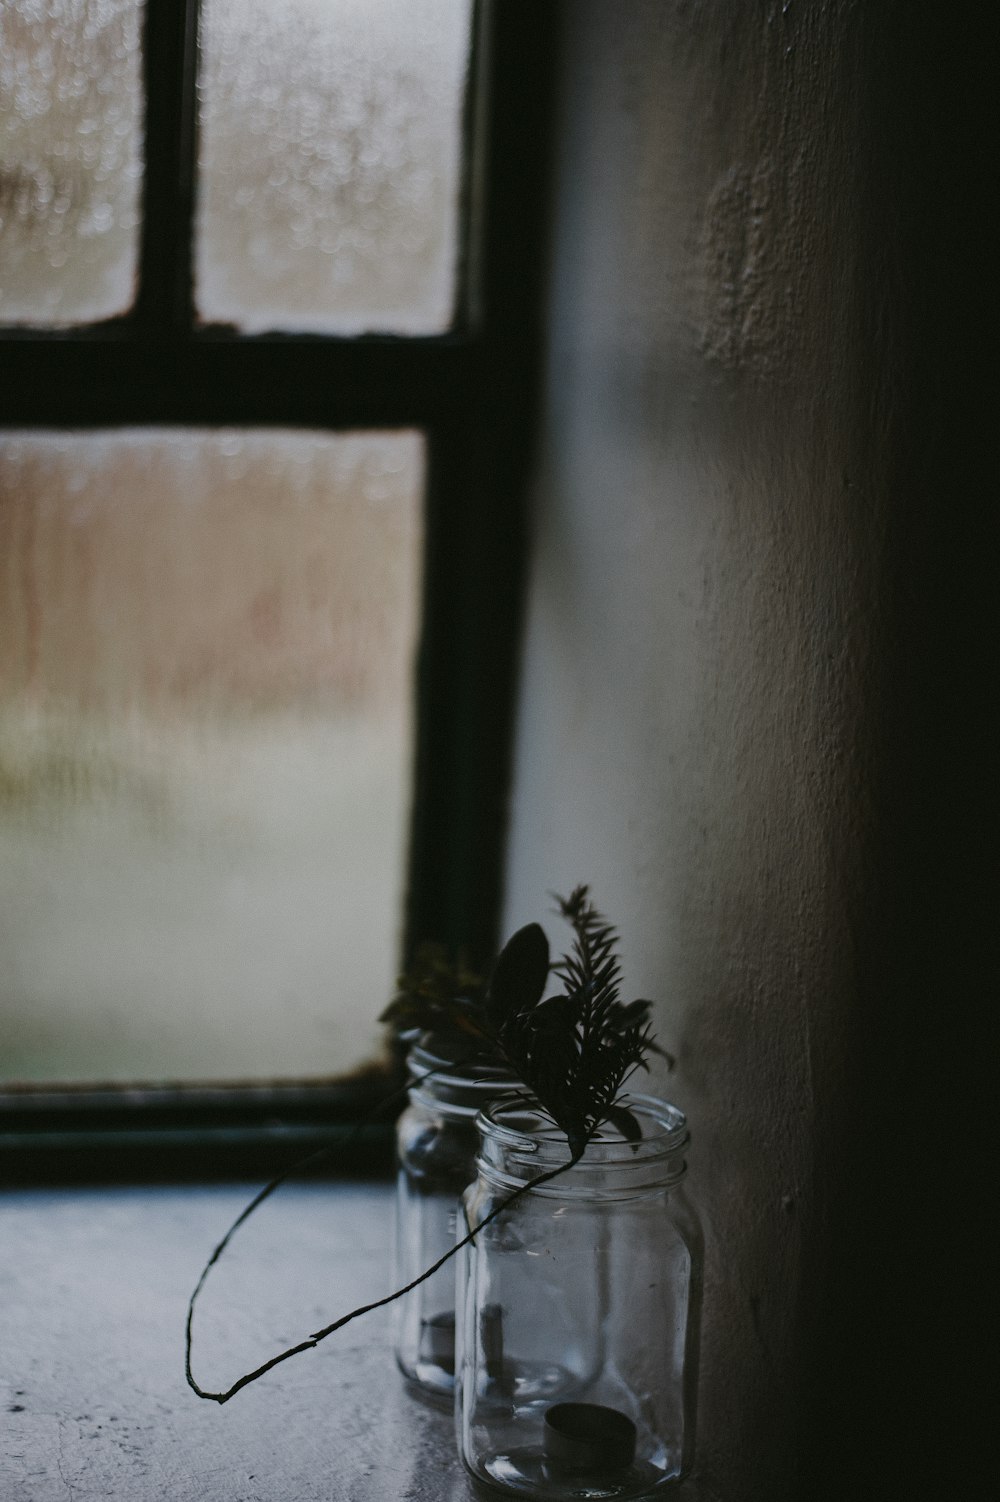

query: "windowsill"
(2, 1180), (472, 1500)
(2, 1181), (701, 1500)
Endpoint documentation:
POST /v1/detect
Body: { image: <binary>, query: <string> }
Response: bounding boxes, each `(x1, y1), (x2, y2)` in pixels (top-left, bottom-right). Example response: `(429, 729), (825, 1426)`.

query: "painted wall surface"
(502, 3), (992, 1496)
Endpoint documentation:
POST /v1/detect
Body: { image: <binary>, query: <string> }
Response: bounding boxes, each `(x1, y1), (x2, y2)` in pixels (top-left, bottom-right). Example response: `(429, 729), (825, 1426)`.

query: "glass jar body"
(456, 1096), (702, 1498)
(393, 1041), (516, 1403)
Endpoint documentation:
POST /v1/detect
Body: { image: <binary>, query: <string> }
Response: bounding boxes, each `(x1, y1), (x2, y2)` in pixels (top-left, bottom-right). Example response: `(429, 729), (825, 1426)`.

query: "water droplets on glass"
(0, 0), (143, 326)
(195, 0), (472, 334)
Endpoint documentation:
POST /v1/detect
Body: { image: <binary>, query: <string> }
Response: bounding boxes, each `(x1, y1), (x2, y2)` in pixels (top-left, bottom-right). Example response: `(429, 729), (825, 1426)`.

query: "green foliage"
(379, 942), (488, 1048)
(493, 888), (658, 1159)
(484, 921), (550, 1031)
(385, 886), (667, 1161)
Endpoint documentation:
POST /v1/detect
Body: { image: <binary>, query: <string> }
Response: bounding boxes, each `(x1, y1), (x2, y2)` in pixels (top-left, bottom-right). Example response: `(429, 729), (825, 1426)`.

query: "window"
(0, 0), (555, 1175)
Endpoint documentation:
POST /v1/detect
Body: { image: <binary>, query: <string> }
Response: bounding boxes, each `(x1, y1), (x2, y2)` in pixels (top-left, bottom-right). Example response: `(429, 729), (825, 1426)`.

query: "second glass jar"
(393, 1037), (517, 1403)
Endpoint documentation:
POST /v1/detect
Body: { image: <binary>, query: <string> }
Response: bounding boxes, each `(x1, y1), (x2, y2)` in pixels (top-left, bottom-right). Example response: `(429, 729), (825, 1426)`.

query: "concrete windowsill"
(1, 1181), (469, 1501)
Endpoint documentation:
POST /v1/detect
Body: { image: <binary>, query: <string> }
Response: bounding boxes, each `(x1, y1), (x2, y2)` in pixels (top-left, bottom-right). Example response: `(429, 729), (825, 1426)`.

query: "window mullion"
(135, 0), (200, 332)
(0, 339), (483, 427)
(404, 3), (560, 970)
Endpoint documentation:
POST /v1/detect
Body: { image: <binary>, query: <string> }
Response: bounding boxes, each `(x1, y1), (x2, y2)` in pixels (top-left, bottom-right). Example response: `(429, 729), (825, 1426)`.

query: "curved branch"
(186, 1145), (579, 1404)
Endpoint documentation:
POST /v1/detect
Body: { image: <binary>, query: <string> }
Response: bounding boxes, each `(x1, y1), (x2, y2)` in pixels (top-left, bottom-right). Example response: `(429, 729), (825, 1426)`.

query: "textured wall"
(502, 3), (991, 1497)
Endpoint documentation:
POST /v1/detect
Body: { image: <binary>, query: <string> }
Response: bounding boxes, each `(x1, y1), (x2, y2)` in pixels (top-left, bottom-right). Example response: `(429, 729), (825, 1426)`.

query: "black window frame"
(0, 0), (557, 1182)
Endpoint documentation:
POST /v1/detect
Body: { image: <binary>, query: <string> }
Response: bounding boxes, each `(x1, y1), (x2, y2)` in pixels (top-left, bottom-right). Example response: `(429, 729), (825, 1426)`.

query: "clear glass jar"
(456, 1094), (702, 1498)
(393, 1039), (517, 1403)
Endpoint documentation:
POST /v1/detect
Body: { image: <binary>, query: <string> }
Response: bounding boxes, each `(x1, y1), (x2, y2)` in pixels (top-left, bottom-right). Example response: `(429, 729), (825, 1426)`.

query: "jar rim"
(477, 1092), (689, 1166)
(406, 1039), (518, 1101)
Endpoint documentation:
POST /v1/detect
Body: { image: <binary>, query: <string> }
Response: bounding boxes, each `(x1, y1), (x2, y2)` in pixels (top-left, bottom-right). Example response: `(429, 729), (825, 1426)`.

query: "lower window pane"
(0, 428), (423, 1084)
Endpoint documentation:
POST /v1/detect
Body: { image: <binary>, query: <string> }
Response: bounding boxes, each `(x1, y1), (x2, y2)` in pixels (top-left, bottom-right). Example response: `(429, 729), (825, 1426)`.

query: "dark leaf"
(528, 994), (579, 1032)
(602, 1104), (643, 1150)
(485, 923), (550, 1028)
(614, 999), (652, 1026)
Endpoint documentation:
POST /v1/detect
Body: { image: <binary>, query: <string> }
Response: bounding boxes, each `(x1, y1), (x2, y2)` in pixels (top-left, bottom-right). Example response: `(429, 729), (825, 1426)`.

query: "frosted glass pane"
(195, 0), (471, 334)
(0, 0), (143, 326)
(0, 429), (424, 1084)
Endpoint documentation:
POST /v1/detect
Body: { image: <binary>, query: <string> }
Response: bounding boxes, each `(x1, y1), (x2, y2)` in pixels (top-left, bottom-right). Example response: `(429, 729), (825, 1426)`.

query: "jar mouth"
(408, 1039), (517, 1090)
(405, 1040), (518, 1118)
(478, 1092), (689, 1170)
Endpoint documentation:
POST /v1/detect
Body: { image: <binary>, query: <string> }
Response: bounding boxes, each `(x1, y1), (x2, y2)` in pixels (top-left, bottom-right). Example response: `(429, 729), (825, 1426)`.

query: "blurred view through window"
(0, 0), (470, 334)
(0, 0), (476, 1089)
(0, 0), (144, 326)
(0, 430), (424, 1083)
(196, 0), (469, 333)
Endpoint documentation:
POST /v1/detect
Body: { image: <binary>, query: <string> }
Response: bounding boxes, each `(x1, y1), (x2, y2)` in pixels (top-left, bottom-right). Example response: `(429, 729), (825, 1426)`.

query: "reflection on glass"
(0, 0), (143, 326)
(0, 429), (424, 1083)
(195, 0), (472, 333)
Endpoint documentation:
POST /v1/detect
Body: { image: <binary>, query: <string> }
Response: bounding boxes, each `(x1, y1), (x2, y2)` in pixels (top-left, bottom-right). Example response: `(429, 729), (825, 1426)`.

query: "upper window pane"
(0, 0), (143, 327)
(0, 428), (423, 1084)
(194, 0), (472, 334)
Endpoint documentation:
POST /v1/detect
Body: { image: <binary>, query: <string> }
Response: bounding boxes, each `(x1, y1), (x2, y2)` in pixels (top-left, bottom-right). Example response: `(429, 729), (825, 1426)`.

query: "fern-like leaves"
(381, 888), (665, 1163)
(493, 887), (658, 1160)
